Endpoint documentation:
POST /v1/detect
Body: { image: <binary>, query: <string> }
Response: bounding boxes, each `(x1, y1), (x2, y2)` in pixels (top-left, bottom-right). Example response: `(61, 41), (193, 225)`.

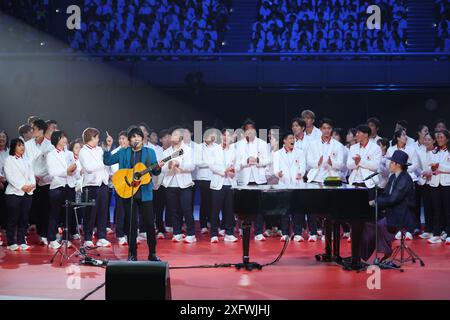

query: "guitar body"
(112, 162), (152, 199)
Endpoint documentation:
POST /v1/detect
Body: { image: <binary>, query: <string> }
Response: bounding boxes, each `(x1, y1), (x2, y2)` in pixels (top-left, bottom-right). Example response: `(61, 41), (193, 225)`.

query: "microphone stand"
(128, 144), (138, 261)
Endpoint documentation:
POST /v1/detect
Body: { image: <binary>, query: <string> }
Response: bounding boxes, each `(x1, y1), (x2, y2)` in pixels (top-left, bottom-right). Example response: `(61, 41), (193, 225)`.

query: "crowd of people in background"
(69, 0), (232, 53)
(249, 0), (408, 53)
(435, 0), (450, 52)
(0, 112), (449, 261)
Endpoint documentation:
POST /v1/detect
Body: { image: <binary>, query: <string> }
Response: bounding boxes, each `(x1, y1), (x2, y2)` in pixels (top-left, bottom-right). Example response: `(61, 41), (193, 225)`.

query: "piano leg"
(235, 219), (263, 271)
(333, 222), (341, 263)
(342, 221), (368, 271)
(315, 218), (333, 262)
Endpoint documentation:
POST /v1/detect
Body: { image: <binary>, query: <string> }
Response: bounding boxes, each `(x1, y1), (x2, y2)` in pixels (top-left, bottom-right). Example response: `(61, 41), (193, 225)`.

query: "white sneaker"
(153, 232), (162, 239)
(224, 235), (238, 242)
(84, 240), (95, 248)
(263, 229), (272, 237)
(172, 234), (184, 242)
(239, 228), (243, 236)
(39, 237), (48, 246)
(165, 226), (173, 234)
(118, 236), (128, 245)
(72, 234), (81, 240)
(342, 232), (351, 239)
(96, 239), (111, 247)
(405, 232), (413, 241)
(441, 232), (448, 241)
(446, 237), (450, 245)
(275, 230), (283, 237)
(254, 234), (266, 241)
(280, 235), (289, 242)
(317, 229), (323, 236)
(210, 236), (219, 243)
(201, 228), (209, 234)
(137, 232), (147, 241)
(419, 232), (432, 239)
(308, 235), (318, 242)
(184, 235), (197, 244)
(347, 237), (351, 243)
(49, 240), (61, 249)
(293, 235), (304, 242)
(428, 236), (443, 244)
(395, 231), (402, 240)
(321, 235), (326, 241)
(106, 227), (114, 235)
(7, 244), (20, 251)
(218, 229), (226, 237)
(19, 243), (30, 251)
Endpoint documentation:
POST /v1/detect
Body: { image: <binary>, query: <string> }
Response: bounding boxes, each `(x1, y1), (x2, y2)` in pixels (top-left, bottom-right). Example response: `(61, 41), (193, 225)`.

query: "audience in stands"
(435, 0), (450, 51)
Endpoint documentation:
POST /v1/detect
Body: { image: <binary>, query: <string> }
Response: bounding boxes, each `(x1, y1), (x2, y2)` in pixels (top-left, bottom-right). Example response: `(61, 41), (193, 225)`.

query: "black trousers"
(210, 186), (235, 237)
(0, 183), (7, 229)
(106, 187), (113, 228)
(5, 194), (32, 245)
(48, 186), (76, 242)
(416, 184), (433, 233)
(198, 180), (212, 229)
(281, 213), (303, 236)
(123, 198), (156, 257)
(165, 187), (195, 236)
(153, 186), (167, 232)
(113, 192), (126, 238)
(84, 184), (108, 241)
(30, 185), (50, 237)
(430, 185), (450, 235)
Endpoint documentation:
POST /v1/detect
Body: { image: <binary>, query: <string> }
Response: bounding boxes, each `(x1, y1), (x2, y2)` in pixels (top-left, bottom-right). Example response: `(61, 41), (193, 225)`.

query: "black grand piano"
(233, 183), (373, 271)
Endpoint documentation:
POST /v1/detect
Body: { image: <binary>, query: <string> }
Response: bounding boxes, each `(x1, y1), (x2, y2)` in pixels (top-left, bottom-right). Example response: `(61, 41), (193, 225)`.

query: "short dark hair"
(9, 138), (24, 156)
(377, 138), (390, 149)
(138, 122), (151, 135)
(159, 129), (170, 138)
(182, 123), (194, 134)
(434, 118), (447, 129)
(18, 124), (32, 137)
(51, 130), (66, 147)
(282, 130), (294, 141)
(319, 118), (333, 128)
(118, 130), (128, 138)
(332, 128), (345, 142)
(242, 118), (256, 130)
(396, 120), (408, 129)
(32, 119), (48, 133)
(82, 127), (99, 143)
(69, 138), (83, 152)
(356, 124), (371, 136)
(169, 126), (183, 135)
(291, 117), (306, 128)
(367, 117), (381, 129)
(391, 129), (405, 146)
(127, 126), (144, 140)
(27, 116), (39, 126)
(348, 128), (357, 137)
(46, 119), (58, 126)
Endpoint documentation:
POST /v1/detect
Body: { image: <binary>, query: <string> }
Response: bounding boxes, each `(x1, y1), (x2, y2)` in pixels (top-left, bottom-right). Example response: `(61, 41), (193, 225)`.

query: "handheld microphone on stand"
(363, 172), (379, 181)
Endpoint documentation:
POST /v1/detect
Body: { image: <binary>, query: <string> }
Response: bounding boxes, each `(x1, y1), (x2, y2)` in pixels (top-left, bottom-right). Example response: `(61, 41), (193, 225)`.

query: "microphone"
(363, 172), (379, 181)
(132, 141), (139, 149)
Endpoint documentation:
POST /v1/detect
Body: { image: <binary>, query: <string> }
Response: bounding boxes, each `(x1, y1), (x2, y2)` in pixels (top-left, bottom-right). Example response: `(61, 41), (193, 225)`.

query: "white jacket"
(305, 126), (322, 140)
(273, 147), (306, 186)
(153, 146), (169, 190)
(66, 151), (83, 189)
(208, 144), (238, 190)
(235, 137), (270, 185)
(4, 155), (36, 196)
(161, 143), (195, 189)
(378, 156), (390, 189)
(429, 148), (450, 187)
(195, 142), (217, 181)
(0, 148), (8, 178)
(47, 149), (70, 190)
(306, 138), (344, 183)
(386, 145), (420, 182)
(24, 138), (54, 186)
(417, 148), (433, 186)
(79, 144), (109, 187)
(347, 140), (382, 188)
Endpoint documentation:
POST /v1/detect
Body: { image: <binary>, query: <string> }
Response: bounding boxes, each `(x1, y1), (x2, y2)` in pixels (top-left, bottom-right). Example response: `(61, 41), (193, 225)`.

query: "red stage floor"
(0, 232), (449, 300)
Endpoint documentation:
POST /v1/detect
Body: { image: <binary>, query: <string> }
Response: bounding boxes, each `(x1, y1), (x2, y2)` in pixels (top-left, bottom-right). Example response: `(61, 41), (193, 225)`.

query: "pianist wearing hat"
(360, 149), (416, 268)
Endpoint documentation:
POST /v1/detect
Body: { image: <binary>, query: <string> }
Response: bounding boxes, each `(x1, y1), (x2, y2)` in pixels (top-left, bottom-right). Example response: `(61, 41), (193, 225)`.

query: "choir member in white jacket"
(301, 109), (322, 141)
(25, 119), (53, 246)
(273, 131), (306, 242)
(79, 128), (111, 248)
(235, 119), (270, 241)
(195, 128), (218, 234)
(67, 139), (83, 240)
(387, 129), (420, 240)
(161, 127), (196, 244)
(46, 131), (78, 249)
(208, 129), (239, 243)
(4, 139), (35, 251)
(416, 133), (436, 240)
(291, 118), (311, 154)
(0, 130), (9, 241)
(306, 119), (345, 242)
(427, 130), (450, 245)
(367, 117), (383, 143)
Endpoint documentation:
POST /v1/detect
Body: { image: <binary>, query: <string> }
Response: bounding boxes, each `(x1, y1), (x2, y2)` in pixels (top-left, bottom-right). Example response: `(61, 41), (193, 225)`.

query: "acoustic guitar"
(112, 149), (184, 199)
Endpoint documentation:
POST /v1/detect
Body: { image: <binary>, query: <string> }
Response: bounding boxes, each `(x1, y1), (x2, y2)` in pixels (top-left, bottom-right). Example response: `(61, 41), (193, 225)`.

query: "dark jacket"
(377, 170), (415, 230)
(103, 146), (161, 202)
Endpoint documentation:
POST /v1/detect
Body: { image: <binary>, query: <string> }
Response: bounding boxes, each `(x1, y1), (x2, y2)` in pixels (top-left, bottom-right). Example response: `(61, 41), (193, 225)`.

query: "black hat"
(387, 150), (411, 166)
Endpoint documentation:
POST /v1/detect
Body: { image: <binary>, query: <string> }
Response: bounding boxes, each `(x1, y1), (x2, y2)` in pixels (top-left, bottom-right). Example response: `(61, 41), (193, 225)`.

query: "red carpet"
(0, 232), (449, 300)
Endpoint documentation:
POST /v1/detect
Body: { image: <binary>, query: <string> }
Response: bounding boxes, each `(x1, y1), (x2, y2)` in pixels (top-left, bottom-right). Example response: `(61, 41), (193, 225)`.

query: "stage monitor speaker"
(105, 261), (171, 300)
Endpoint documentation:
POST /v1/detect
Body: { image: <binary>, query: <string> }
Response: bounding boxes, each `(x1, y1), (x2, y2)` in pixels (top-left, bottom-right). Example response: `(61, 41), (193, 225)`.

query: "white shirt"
(370, 135), (382, 143)
(4, 154), (36, 196)
(273, 147), (306, 186)
(208, 143), (238, 190)
(24, 138), (54, 186)
(429, 148), (450, 187)
(195, 142), (217, 181)
(386, 144), (420, 182)
(66, 151), (83, 189)
(79, 144), (109, 187)
(0, 148), (9, 178)
(153, 146), (170, 190)
(161, 143), (195, 189)
(47, 148), (70, 190)
(304, 126), (322, 141)
(235, 137), (269, 185)
(347, 140), (382, 188)
(378, 155), (390, 189)
(306, 138), (344, 183)
(185, 141), (199, 180)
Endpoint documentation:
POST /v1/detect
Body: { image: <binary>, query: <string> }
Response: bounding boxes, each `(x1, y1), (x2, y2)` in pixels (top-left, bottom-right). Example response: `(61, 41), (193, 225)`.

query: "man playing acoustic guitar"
(104, 126), (165, 261)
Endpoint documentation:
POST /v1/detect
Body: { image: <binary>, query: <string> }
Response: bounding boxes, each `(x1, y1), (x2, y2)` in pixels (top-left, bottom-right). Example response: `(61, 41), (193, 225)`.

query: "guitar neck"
(140, 155), (173, 175)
